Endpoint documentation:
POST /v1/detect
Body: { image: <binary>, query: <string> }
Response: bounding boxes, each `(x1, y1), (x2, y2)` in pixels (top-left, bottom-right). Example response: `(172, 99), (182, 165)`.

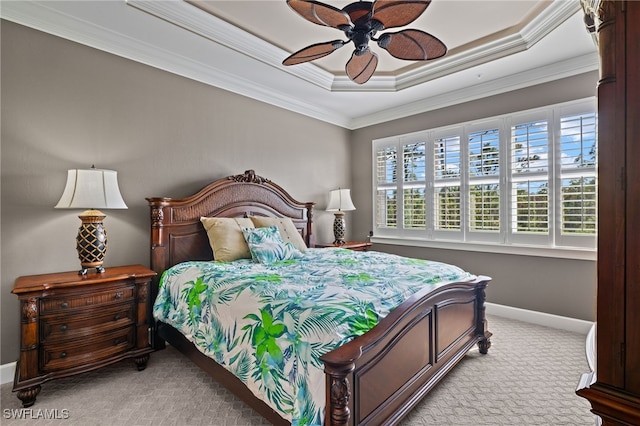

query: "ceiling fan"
(282, 0), (447, 84)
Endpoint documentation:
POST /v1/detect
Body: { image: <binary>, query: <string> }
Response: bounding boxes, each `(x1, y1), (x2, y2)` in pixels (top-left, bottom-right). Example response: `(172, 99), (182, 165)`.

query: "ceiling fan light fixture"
(282, 0), (447, 84)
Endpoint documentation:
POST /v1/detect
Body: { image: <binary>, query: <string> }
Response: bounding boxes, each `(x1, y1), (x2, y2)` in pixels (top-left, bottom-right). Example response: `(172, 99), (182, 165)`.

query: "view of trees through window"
(373, 100), (597, 249)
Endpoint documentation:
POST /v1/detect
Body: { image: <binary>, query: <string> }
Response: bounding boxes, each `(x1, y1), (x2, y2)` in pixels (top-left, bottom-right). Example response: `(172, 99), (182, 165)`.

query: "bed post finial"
(228, 170), (270, 184)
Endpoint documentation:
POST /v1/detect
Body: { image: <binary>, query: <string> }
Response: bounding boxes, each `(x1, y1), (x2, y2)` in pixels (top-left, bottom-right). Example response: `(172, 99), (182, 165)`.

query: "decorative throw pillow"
(249, 216), (307, 252)
(200, 217), (254, 262)
(242, 226), (302, 263)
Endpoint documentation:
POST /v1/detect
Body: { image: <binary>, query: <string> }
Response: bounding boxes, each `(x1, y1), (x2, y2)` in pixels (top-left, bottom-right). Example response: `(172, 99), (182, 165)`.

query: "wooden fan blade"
(286, 0), (352, 29)
(371, 0), (431, 29)
(342, 1), (374, 26)
(283, 40), (345, 65)
(378, 29), (446, 60)
(346, 49), (378, 84)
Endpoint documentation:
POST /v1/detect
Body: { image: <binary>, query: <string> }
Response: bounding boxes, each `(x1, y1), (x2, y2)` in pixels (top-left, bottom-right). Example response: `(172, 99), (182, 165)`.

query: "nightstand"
(316, 241), (373, 251)
(11, 264), (156, 407)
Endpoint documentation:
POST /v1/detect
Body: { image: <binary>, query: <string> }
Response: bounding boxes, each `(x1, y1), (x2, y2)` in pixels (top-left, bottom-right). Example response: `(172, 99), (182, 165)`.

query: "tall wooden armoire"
(576, 1), (640, 424)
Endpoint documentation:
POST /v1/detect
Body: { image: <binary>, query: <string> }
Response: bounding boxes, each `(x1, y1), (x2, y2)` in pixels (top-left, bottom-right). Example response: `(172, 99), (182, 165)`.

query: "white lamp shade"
(55, 168), (127, 209)
(327, 189), (356, 212)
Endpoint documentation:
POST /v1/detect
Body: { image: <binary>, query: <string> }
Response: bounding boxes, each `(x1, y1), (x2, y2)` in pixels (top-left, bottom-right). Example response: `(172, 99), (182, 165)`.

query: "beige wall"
(350, 71), (599, 322)
(1, 20), (598, 365)
(0, 21), (351, 363)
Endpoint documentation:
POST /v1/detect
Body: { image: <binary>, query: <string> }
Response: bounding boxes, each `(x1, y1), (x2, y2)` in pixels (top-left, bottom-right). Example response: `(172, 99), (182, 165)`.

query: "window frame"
(506, 109), (553, 247)
(371, 98), (597, 257)
(432, 126), (464, 241)
(465, 119), (503, 244)
(554, 102), (598, 249)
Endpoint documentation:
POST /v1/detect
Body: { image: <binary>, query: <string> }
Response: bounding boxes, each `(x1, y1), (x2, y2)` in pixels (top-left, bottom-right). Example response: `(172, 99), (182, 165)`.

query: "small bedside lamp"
(327, 188), (356, 245)
(55, 166), (127, 275)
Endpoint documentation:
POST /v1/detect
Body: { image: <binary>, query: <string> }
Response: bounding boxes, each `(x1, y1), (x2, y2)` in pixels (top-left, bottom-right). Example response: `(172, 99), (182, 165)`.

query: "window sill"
(370, 236), (596, 261)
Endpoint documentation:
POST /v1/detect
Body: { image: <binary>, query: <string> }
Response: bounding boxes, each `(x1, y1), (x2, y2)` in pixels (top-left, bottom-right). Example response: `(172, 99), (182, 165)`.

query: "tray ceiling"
(1, 0), (598, 129)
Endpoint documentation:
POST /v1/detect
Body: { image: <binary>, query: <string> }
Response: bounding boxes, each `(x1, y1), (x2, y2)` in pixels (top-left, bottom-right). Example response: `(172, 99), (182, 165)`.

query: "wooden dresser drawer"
(40, 285), (135, 314)
(41, 302), (135, 343)
(41, 326), (135, 372)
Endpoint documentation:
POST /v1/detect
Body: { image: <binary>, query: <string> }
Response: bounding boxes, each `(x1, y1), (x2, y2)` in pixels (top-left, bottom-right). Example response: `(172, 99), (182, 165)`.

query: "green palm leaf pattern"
(153, 248), (474, 425)
(180, 277), (207, 327)
(228, 349), (252, 382)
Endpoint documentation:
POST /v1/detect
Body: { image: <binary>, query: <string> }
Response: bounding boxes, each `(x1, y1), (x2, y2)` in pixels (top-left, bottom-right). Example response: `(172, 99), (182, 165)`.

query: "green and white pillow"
(242, 226), (302, 263)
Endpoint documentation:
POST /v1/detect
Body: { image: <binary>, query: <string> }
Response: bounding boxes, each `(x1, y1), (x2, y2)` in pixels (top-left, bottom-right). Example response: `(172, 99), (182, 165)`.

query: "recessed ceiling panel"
(189, 0), (549, 74)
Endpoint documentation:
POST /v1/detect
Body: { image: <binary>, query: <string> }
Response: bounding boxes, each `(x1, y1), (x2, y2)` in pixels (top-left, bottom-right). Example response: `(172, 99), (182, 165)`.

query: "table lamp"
(326, 188), (356, 245)
(55, 166), (127, 275)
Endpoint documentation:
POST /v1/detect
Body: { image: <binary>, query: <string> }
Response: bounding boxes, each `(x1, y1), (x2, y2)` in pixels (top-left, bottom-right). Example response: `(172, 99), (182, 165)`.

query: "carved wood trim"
(227, 169), (269, 184)
(137, 283), (148, 301)
(474, 278), (492, 354)
(22, 298), (38, 322)
(150, 207), (163, 227)
(325, 362), (355, 426)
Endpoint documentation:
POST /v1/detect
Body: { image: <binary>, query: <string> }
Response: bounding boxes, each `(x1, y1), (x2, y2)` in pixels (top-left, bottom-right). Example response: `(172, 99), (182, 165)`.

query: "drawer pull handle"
(60, 302), (68, 308)
(114, 314), (120, 321)
(114, 292), (123, 300)
(114, 339), (120, 345)
(60, 324), (68, 332)
(60, 351), (67, 358)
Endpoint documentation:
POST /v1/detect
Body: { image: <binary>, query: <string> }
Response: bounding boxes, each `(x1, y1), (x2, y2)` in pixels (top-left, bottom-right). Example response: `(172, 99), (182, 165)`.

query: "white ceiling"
(189, 0), (548, 74)
(1, 0), (598, 129)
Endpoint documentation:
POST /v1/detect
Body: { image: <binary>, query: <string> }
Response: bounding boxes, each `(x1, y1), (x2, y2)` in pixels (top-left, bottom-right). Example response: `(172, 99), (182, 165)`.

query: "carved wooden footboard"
(321, 278), (491, 425)
(147, 170), (491, 425)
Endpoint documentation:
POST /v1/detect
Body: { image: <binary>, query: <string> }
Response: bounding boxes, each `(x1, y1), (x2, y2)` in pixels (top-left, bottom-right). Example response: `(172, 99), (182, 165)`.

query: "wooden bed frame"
(147, 170), (492, 426)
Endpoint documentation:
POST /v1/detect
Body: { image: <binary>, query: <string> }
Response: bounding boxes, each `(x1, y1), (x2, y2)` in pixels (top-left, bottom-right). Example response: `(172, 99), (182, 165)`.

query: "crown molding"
(1, 0), (595, 130)
(0, 0), (352, 128)
(128, 0), (337, 90)
(349, 52), (599, 129)
(391, 1), (581, 92)
(129, 0), (581, 93)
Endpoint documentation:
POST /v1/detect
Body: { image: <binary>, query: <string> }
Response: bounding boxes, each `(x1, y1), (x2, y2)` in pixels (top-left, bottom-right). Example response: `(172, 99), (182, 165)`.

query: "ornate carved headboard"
(146, 170), (315, 277)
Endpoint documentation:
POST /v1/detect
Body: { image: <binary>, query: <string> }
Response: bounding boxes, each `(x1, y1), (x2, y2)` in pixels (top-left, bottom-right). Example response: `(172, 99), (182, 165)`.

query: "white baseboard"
(0, 304), (593, 385)
(1, 362), (16, 385)
(486, 302), (593, 335)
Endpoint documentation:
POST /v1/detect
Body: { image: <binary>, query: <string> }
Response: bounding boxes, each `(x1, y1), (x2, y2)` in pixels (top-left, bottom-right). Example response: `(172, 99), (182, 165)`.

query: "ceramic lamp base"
(332, 211), (346, 245)
(76, 209), (108, 275)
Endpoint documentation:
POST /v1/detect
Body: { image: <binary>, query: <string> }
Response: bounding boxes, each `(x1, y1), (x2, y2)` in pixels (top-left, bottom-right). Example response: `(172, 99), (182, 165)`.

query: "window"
(434, 135), (461, 232)
(372, 99), (597, 252)
(468, 127), (501, 239)
(375, 144), (398, 229)
(402, 142), (427, 230)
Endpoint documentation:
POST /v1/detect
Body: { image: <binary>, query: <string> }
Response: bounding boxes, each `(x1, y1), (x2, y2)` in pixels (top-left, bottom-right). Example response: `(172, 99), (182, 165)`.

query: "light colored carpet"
(0, 315), (595, 425)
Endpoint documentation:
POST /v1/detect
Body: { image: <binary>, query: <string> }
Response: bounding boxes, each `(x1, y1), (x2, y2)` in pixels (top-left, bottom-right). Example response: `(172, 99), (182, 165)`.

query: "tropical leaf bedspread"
(153, 248), (474, 425)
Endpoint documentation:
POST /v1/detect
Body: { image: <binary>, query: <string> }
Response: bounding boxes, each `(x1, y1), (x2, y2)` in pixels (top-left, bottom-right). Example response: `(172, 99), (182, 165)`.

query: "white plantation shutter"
(512, 180), (549, 231)
(468, 128), (501, 240)
(434, 136), (461, 232)
(375, 144), (398, 230)
(561, 177), (596, 232)
(468, 129), (500, 178)
(402, 142), (427, 230)
(557, 111), (597, 247)
(372, 98), (596, 252)
(469, 185), (500, 232)
(509, 118), (551, 244)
